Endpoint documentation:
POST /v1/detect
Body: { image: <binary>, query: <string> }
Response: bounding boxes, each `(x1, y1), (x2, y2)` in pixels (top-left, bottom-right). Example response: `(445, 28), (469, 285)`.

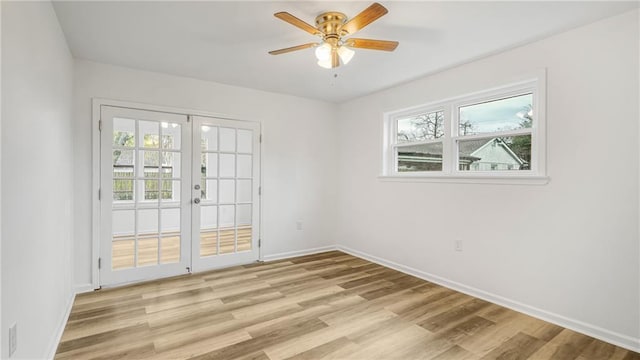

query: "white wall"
(337, 9), (640, 349)
(1, 2), (75, 359)
(0, 2), (3, 357)
(73, 60), (339, 287)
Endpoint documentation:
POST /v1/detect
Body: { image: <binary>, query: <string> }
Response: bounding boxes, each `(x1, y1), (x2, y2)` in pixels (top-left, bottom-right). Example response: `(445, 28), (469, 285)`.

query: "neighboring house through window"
(384, 72), (546, 182)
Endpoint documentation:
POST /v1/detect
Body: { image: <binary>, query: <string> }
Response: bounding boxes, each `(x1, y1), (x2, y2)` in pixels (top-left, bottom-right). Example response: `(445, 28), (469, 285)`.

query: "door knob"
(193, 198), (201, 204)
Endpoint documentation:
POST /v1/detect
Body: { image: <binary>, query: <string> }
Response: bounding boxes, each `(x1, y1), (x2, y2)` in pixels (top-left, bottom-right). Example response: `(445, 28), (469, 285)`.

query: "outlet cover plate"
(455, 240), (463, 252)
(9, 323), (17, 357)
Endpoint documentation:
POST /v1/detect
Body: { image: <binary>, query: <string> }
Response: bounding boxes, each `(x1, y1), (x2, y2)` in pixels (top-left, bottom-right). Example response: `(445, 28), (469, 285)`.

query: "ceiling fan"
(268, 2), (399, 69)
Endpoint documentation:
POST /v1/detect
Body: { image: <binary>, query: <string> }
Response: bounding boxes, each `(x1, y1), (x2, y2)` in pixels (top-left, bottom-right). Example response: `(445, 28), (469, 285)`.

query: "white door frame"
(91, 98), (262, 289)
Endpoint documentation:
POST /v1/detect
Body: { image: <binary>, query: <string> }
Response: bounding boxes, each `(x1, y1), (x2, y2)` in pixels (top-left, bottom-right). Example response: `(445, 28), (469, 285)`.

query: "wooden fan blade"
(269, 43), (317, 55)
(332, 48), (339, 68)
(274, 12), (322, 36)
(341, 3), (388, 35)
(345, 38), (399, 51)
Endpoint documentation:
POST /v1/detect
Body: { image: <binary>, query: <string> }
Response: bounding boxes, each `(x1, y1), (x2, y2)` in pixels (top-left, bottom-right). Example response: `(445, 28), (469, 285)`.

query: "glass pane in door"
(161, 208), (180, 264)
(138, 209), (159, 266)
(198, 125), (254, 259)
(112, 209), (135, 270)
(219, 205), (236, 254)
(200, 205), (218, 257)
(219, 127), (236, 152)
(237, 204), (252, 252)
(237, 130), (252, 153)
(110, 116), (183, 270)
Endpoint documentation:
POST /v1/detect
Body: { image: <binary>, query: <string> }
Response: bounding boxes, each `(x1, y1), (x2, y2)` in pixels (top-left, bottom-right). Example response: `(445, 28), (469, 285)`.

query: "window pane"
(219, 204), (235, 228)
(200, 205), (218, 257)
(112, 209), (135, 270)
(220, 128), (236, 152)
(237, 179), (252, 203)
(113, 179), (133, 201)
(139, 150), (159, 178)
(397, 111), (444, 143)
(219, 228), (236, 254)
(161, 180), (180, 202)
(202, 179), (217, 202)
(458, 135), (531, 171)
(142, 179), (160, 202)
(219, 205), (235, 254)
(237, 155), (252, 178)
(139, 121), (160, 148)
(202, 153), (218, 178)
(161, 236), (180, 264)
(113, 150), (134, 174)
(201, 206), (218, 229)
(237, 129), (253, 153)
(161, 152), (180, 178)
(138, 209), (158, 234)
(112, 239), (134, 270)
(219, 180), (235, 203)
(201, 126), (218, 151)
(137, 209), (159, 266)
(237, 204), (252, 226)
(113, 150), (134, 201)
(113, 118), (135, 148)
(459, 94), (533, 135)
(219, 154), (235, 178)
(160, 208), (180, 264)
(138, 237), (159, 266)
(237, 204), (252, 252)
(160, 122), (181, 150)
(396, 142), (443, 172)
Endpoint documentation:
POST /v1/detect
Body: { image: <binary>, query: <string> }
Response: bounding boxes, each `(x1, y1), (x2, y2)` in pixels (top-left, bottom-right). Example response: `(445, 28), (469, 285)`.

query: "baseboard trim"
(262, 245), (338, 262)
(336, 245), (640, 353)
(45, 291), (75, 359)
(74, 283), (97, 294)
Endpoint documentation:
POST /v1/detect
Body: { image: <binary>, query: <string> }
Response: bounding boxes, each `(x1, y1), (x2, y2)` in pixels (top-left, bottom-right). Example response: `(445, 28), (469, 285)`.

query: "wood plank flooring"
(55, 251), (639, 360)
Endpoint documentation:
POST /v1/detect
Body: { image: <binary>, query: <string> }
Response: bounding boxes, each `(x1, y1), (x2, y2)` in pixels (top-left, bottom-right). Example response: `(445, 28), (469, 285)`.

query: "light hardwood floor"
(56, 251), (639, 359)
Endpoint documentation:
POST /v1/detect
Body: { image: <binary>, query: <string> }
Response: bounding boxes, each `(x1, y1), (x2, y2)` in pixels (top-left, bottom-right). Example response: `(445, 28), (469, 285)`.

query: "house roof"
(398, 138), (488, 156)
(398, 138), (526, 165)
(459, 139), (491, 157)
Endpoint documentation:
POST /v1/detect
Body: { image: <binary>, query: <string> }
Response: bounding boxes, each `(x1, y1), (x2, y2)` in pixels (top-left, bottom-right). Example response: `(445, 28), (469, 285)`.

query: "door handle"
(193, 198), (201, 204)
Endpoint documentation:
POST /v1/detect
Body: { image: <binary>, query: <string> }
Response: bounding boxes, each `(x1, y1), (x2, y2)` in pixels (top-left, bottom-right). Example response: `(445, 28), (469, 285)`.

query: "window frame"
(382, 72), (547, 184)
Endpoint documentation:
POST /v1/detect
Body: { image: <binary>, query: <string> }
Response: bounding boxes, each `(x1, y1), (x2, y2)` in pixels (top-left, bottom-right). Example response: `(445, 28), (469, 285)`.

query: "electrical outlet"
(455, 240), (463, 252)
(9, 323), (17, 357)
(296, 221), (303, 231)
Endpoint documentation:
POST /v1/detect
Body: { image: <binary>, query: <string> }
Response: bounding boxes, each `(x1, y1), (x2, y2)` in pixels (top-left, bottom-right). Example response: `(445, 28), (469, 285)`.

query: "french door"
(191, 116), (261, 272)
(99, 106), (260, 286)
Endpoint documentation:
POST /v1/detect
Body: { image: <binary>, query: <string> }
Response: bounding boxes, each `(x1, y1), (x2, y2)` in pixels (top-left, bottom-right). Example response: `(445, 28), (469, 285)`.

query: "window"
(383, 74), (546, 182)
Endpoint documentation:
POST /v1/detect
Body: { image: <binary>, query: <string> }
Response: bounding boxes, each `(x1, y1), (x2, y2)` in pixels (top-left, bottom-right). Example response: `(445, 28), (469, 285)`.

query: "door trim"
(91, 98), (263, 289)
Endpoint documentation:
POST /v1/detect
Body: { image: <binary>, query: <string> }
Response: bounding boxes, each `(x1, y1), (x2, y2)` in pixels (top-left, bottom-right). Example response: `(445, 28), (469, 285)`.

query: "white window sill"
(378, 174), (549, 185)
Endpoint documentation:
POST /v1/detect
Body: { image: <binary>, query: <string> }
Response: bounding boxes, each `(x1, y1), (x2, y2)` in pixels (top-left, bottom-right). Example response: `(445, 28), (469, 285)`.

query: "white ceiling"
(52, 1), (637, 103)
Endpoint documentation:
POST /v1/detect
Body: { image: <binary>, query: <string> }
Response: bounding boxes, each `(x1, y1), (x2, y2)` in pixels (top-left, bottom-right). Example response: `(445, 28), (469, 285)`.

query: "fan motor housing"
(315, 12), (347, 37)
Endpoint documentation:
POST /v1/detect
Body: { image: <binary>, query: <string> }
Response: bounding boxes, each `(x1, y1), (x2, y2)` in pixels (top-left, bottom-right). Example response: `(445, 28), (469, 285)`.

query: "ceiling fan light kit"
(337, 46), (355, 64)
(269, 2), (399, 69)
